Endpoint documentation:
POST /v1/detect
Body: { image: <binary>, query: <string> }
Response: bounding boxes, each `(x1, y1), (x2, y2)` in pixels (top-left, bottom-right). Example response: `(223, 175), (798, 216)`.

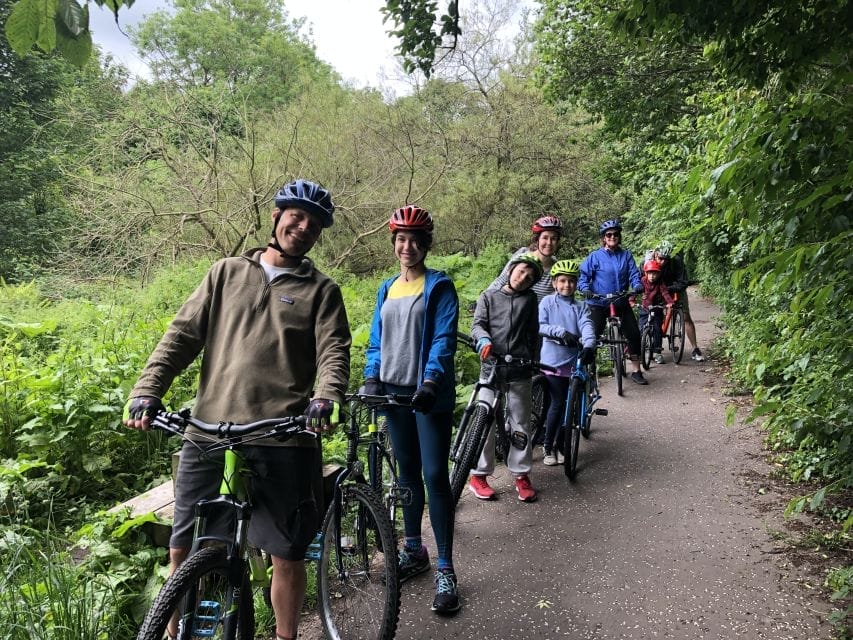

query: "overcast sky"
(88, 0), (407, 90)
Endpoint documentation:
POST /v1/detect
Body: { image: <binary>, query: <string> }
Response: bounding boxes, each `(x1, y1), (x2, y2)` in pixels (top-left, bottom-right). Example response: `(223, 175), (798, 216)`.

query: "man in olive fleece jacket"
(123, 179), (350, 640)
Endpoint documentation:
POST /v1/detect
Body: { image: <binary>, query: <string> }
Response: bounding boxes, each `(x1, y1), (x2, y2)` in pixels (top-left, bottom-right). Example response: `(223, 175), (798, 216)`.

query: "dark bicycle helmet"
(389, 205), (434, 233)
(599, 219), (622, 236)
(508, 252), (544, 280)
(531, 215), (563, 235)
(550, 259), (580, 278)
(274, 179), (335, 228)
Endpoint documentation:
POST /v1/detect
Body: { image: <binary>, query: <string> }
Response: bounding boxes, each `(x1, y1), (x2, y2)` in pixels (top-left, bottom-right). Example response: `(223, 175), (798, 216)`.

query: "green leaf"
(710, 159), (738, 186)
(57, 0), (85, 36)
(55, 27), (92, 67)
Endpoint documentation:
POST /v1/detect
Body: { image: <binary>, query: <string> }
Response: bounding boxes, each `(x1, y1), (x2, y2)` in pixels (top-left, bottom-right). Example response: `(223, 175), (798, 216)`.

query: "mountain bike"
(586, 291), (632, 396)
(544, 335), (608, 480)
(135, 409), (312, 640)
(448, 334), (556, 504)
(136, 408), (400, 640)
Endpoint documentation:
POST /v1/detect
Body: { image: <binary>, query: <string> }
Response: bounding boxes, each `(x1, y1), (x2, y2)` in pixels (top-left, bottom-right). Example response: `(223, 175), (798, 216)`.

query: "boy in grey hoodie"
(469, 253), (542, 503)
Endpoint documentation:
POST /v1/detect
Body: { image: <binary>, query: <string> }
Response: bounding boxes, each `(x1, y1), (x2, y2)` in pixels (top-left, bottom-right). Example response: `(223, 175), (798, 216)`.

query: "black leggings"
(588, 303), (641, 357)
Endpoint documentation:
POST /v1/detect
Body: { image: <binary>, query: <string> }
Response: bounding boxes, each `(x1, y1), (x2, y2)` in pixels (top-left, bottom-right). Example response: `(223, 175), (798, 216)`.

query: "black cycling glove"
(411, 380), (437, 414)
(304, 398), (341, 430)
(362, 378), (383, 396)
(581, 347), (596, 366)
(124, 396), (164, 421)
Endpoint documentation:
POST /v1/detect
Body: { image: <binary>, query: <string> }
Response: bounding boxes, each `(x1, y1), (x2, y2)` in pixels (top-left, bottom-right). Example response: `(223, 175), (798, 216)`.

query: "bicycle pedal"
(304, 533), (323, 561)
(594, 408), (608, 416)
(193, 601), (221, 636)
(396, 487), (413, 506)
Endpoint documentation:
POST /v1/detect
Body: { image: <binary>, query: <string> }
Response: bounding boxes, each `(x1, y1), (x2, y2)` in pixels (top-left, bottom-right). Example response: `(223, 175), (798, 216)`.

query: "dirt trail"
(384, 289), (833, 639)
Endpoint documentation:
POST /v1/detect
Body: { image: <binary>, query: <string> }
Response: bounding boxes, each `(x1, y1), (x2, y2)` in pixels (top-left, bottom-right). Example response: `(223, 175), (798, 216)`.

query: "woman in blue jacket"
(578, 219), (647, 385)
(363, 205), (461, 614)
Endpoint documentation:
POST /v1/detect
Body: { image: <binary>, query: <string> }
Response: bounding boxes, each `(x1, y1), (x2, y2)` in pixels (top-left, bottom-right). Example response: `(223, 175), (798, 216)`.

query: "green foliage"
(5, 0), (132, 65)
(382, 0), (461, 76)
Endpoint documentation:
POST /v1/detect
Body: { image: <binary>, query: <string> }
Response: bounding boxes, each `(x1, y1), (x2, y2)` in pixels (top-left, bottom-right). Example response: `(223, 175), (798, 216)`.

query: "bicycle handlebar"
(345, 392), (415, 408)
(457, 332), (557, 373)
(149, 408), (312, 442)
(582, 290), (636, 302)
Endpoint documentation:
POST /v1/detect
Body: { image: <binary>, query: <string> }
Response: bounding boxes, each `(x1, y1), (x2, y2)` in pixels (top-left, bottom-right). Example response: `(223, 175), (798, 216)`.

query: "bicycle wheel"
(671, 307), (685, 364)
(640, 327), (652, 370)
(607, 325), (624, 396)
(137, 546), (254, 640)
(449, 405), (491, 505)
(580, 373), (596, 439)
(529, 374), (548, 445)
(562, 379), (583, 480)
(317, 484), (400, 640)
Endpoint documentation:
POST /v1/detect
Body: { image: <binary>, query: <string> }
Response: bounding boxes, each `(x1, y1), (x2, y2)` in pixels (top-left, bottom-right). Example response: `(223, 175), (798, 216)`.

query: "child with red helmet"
(639, 259), (674, 364)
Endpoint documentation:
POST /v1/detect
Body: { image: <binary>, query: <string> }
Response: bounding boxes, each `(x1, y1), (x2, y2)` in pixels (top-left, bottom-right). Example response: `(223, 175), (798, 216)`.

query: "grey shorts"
(170, 442), (323, 561)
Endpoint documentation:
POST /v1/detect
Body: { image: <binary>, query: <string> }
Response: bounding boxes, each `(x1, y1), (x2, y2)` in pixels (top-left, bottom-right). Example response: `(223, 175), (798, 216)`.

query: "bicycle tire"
(563, 379), (582, 481)
(137, 546), (254, 640)
(640, 327), (652, 370)
(449, 404), (491, 505)
(529, 374), (547, 445)
(608, 325), (624, 396)
(671, 307), (685, 364)
(317, 484), (400, 640)
(580, 374), (595, 439)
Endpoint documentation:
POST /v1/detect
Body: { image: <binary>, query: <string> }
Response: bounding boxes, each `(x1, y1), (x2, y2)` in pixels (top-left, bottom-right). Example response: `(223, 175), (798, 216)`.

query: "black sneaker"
(630, 371), (649, 385)
(431, 569), (461, 614)
(398, 546), (430, 583)
(691, 348), (706, 362)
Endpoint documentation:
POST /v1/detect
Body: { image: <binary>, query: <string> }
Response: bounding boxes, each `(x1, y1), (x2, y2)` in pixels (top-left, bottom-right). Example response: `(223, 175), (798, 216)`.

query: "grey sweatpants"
(471, 377), (533, 477)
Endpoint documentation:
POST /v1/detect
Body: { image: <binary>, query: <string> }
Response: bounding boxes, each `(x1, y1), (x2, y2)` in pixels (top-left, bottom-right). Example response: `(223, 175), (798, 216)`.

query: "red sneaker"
(514, 475), (537, 502)
(469, 475), (496, 500)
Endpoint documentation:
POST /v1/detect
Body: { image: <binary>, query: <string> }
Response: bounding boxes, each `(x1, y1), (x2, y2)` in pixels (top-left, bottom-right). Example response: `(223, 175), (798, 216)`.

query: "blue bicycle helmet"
(274, 179), (335, 228)
(599, 219), (622, 236)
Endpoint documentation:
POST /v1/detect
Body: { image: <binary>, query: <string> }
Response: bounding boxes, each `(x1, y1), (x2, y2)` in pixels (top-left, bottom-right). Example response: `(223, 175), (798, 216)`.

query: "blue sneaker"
(431, 569), (461, 614)
(397, 546), (430, 583)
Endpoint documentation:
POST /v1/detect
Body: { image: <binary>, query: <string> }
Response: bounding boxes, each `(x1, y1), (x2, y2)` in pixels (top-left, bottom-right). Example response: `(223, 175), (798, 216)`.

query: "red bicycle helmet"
(531, 215), (563, 235)
(389, 205), (434, 233)
(643, 259), (662, 273)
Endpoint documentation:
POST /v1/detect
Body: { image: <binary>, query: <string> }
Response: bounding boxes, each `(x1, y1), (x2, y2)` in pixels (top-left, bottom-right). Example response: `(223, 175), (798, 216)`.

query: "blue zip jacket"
(364, 269), (459, 413)
(578, 247), (642, 307)
(539, 293), (597, 370)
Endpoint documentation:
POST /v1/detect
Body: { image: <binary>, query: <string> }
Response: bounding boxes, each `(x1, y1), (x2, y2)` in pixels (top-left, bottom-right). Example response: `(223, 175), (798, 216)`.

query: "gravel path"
(299, 288), (834, 639)
(390, 289), (832, 639)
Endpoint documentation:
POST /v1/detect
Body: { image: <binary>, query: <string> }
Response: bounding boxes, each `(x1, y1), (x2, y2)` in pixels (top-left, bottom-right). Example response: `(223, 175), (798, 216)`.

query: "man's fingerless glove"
(304, 398), (341, 430)
(123, 396), (164, 421)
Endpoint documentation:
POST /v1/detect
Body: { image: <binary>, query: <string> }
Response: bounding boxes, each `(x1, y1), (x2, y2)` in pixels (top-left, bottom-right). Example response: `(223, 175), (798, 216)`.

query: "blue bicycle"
(548, 336), (608, 480)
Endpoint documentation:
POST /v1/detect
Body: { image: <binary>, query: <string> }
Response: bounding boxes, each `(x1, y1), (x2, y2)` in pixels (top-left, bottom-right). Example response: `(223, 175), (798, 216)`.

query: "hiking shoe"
(543, 451), (558, 466)
(514, 475), (537, 502)
(469, 475), (496, 500)
(631, 371), (649, 385)
(691, 348), (706, 362)
(431, 569), (461, 614)
(397, 546), (430, 583)
(653, 353), (665, 364)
